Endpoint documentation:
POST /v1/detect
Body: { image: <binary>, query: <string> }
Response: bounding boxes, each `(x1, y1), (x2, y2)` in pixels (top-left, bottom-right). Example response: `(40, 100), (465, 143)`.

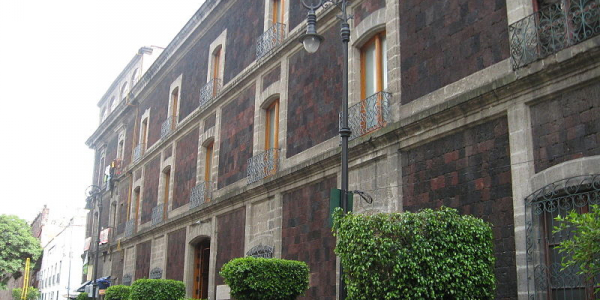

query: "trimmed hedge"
(105, 285), (132, 300)
(130, 279), (185, 300)
(76, 293), (89, 300)
(220, 257), (309, 300)
(333, 206), (496, 300)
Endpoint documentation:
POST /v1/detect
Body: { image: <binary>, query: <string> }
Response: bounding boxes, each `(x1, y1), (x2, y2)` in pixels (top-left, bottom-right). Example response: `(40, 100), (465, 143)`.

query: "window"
(120, 82), (129, 102)
(98, 150), (106, 186)
(210, 46), (222, 97)
(265, 99), (279, 150)
(131, 69), (140, 86)
(132, 187), (141, 225)
(101, 106), (108, 122)
(272, 0), (284, 24)
(117, 140), (125, 160)
(110, 96), (117, 112)
(525, 176), (600, 300)
(361, 32), (387, 99)
(140, 118), (148, 149)
(360, 32), (388, 130)
(205, 142), (214, 182)
(170, 87), (179, 122)
(162, 167), (171, 219)
(202, 30), (226, 105)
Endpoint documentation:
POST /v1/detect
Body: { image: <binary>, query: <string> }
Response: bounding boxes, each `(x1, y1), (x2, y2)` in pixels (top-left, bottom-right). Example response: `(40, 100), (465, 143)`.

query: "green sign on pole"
(329, 189), (353, 227)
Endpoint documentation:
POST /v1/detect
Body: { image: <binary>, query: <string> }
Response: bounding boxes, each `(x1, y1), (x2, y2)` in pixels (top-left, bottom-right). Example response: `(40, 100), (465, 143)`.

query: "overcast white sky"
(0, 0), (205, 222)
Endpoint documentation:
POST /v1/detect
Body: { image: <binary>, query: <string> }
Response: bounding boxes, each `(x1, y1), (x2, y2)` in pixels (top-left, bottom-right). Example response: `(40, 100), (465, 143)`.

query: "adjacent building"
(84, 0), (600, 299)
(38, 211), (87, 300)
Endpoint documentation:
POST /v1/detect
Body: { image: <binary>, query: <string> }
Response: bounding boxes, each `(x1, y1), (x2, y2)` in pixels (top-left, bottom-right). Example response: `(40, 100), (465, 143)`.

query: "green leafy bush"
(11, 287), (39, 300)
(220, 257), (309, 300)
(129, 279), (185, 300)
(333, 206), (496, 300)
(105, 285), (132, 300)
(554, 204), (600, 295)
(76, 292), (89, 300)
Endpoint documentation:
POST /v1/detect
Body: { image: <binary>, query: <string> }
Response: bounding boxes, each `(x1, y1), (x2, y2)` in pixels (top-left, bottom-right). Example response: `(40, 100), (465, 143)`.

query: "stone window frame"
(109, 96), (118, 113)
(206, 30), (227, 85)
(116, 128), (126, 160)
(131, 68), (140, 87)
(97, 147), (107, 186)
(137, 109), (151, 152)
(159, 165), (172, 219)
(202, 138), (215, 183)
(349, 10), (387, 107)
(263, 97), (280, 151)
(168, 74), (183, 125)
(120, 81), (130, 102)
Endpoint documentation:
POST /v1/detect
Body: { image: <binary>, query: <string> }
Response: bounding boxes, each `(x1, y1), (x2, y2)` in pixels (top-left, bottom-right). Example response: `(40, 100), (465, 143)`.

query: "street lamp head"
(299, 7), (324, 54)
(300, 33), (323, 53)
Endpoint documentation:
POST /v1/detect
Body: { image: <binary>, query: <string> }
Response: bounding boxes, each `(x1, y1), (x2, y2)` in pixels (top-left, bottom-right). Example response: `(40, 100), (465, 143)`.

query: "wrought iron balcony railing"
(199, 78), (222, 108)
(257, 23), (287, 59)
(509, 0), (600, 69)
(247, 148), (280, 184)
(189, 181), (214, 209)
(151, 204), (164, 226)
(343, 91), (391, 141)
(124, 219), (135, 238)
(160, 116), (178, 139)
(132, 143), (145, 162)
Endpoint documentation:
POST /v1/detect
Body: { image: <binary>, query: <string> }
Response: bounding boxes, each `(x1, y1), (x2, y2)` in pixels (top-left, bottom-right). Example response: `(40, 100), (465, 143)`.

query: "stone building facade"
(85, 0), (600, 299)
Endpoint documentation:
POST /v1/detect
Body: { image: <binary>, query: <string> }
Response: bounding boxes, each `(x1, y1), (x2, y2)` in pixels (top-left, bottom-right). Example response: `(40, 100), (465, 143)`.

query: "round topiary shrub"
(129, 279), (185, 300)
(333, 206), (496, 300)
(220, 257), (309, 300)
(105, 285), (131, 300)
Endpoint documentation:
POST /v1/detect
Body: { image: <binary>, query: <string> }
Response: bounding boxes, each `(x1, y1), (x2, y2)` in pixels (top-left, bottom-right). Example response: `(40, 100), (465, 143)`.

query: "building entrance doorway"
(193, 239), (210, 299)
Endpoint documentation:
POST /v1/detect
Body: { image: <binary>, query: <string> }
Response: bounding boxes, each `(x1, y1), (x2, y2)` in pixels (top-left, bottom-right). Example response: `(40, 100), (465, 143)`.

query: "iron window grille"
(199, 78), (222, 108)
(525, 174), (600, 300)
(509, 0), (600, 69)
(160, 116), (177, 139)
(151, 204), (164, 226)
(343, 91), (391, 141)
(189, 181), (214, 209)
(124, 219), (135, 238)
(149, 267), (163, 279)
(246, 245), (274, 258)
(132, 144), (145, 162)
(247, 148), (280, 184)
(257, 23), (287, 59)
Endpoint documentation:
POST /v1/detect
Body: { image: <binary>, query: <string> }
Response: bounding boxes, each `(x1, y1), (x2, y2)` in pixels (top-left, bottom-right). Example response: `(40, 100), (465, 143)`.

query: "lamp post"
(86, 185), (103, 300)
(299, 1), (351, 299)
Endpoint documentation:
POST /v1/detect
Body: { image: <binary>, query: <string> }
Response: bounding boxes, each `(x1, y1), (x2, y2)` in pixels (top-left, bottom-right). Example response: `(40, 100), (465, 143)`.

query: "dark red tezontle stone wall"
(400, 0), (509, 104)
(286, 25), (343, 158)
(173, 128), (199, 209)
(135, 240), (152, 280)
(218, 84), (255, 189)
(215, 207), (246, 286)
(401, 118), (517, 300)
(531, 83), (600, 173)
(141, 155), (161, 224)
(166, 227), (187, 281)
(282, 177), (337, 300)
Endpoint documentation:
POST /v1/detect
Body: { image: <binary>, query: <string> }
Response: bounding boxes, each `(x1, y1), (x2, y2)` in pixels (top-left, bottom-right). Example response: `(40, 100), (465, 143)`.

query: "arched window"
(109, 96), (117, 112)
(359, 31), (388, 133)
(120, 82), (129, 102)
(360, 31), (387, 99)
(131, 69), (139, 86)
(265, 99), (279, 150)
